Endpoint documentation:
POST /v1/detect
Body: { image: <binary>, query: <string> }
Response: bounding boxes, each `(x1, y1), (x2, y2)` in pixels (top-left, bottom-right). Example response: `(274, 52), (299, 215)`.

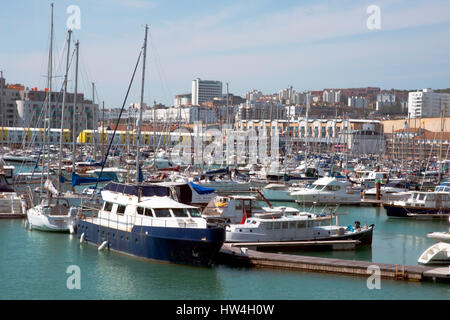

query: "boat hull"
(383, 204), (450, 218)
(77, 220), (225, 266)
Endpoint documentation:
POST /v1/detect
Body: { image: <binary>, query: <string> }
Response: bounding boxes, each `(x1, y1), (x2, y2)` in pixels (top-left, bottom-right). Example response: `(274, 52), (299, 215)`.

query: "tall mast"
(41, 3), (54, 192)
(92, 82), (97, 161)
(136, 24), (148, 184)
(226, 82), (229, 129)
(304, 91), (310, 167)
(57, 29), (72, 193)
(72, 40), (79, 176)
(438, 104), (446, 183)
(101, 101), (105, 163)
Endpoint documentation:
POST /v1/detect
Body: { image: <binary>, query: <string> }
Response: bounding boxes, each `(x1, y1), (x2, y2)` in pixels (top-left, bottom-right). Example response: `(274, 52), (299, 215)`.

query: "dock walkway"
(217, 244), (449, 282)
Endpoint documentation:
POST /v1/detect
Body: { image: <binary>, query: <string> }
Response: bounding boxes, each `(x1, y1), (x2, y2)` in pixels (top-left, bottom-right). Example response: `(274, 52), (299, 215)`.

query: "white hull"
(292, 192), (361, 205)
(418, 242), (450, 265)
(27, 205), (77, 233)
(427, 232), (450, 244)
(261, 189), (295, 202)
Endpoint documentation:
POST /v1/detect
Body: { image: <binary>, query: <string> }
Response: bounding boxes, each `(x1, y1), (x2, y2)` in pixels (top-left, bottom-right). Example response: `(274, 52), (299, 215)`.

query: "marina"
(1, 1), (449, 304)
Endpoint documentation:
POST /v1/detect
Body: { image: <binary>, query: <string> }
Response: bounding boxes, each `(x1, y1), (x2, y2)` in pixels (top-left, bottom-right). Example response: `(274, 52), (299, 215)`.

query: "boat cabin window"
(103, 202), (113, 212)
(171, 208), (189, 218)
(326, 185), (340, 191)
(425, 194), (435, 201)
(289, 221), (296, 229)
(186, 208), (201, 218)
(417, 194), (426, 201)
(282, 221), (288, 229)
(297, 221), (306, 228)
(116, 205), (126, 215)
(137, 206), (153, 216)
(153, 209), (172, 218)
(273, 222), (281, 229)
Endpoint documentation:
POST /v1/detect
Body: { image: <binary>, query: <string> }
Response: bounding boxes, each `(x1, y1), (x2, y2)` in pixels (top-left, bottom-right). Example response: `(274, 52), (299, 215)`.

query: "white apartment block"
(323, 90), (341, 104)
(191, 78), (222, 105)
(348, 96), (369, 109)
(408, 89), (450, 118)
(174, 94), (191, 107)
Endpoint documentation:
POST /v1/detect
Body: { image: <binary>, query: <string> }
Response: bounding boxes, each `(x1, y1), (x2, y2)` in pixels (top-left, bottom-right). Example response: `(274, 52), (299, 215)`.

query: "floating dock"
(217, 244), (450, 282)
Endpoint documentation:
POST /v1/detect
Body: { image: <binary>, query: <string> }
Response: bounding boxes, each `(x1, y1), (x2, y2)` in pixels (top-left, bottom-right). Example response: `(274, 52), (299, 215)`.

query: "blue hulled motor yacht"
(76, 183), (225, 266)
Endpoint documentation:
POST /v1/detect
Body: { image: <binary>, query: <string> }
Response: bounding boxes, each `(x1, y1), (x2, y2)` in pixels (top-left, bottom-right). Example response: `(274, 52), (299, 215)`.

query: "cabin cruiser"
(76, 182), (225, 265)
(353, 170), (390, 189)
(202, 195), (301, 224)
(225, 209), (374, 246)
(290, 177), (361, 205)
(383, 184), (450, 218)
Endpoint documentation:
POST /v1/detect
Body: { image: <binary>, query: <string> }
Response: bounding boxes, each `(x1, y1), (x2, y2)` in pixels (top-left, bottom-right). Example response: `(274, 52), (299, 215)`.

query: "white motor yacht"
(290, 177), (361, 205)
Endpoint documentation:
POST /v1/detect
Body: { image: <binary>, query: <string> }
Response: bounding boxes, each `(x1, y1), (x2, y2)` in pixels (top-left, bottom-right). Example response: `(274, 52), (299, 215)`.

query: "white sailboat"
(27, 14), (83, 233)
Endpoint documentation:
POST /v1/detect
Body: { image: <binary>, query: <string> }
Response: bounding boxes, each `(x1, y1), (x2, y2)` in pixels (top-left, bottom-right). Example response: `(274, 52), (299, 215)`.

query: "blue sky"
(1, 0), (450, 108)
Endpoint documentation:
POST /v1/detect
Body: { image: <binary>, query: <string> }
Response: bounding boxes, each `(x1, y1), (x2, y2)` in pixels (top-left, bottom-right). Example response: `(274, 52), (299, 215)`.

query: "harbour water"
(1, 203), (449, 300)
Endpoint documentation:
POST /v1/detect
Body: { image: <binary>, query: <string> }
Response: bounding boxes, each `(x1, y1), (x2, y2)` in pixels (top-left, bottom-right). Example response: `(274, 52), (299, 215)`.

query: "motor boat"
(225, 208), (374, 246)
(290, 177), (361, 205)
(76, 182), (225, 266)
(383, 187), (450, 218)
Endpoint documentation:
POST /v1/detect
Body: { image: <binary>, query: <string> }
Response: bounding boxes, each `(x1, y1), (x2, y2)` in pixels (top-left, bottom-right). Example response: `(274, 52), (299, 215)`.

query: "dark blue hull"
(384, 204), (450, 218)
(76, 220), (225, 266)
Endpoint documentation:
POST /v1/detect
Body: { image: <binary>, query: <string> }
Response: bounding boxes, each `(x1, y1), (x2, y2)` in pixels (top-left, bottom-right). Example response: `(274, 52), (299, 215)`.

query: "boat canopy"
(189, 182), (215, 195)
(103, 182), (170, 197)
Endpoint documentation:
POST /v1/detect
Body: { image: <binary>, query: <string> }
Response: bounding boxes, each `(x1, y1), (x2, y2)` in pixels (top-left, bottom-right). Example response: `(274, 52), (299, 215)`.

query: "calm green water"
(1, 205), (449, 300)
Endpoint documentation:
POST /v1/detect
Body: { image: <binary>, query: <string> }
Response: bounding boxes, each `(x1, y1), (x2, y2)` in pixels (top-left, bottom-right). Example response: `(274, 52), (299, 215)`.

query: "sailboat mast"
(438, 104), (446, 183)
(92, 82), (97, 161)
(41, 3), (54, 192)
(136, 24), (148, 184)
(57, 29), (72, 193)
(72, 40), (79, 175)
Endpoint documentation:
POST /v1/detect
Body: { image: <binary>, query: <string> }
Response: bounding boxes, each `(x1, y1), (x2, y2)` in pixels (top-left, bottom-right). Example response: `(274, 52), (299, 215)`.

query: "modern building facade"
(408, 89), (450, 118)
(191, 78), (222, 106)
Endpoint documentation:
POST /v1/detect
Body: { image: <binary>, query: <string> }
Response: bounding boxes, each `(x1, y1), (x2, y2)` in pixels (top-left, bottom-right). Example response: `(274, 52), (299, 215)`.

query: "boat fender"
(240, 247), (248, 255)
(80, 232), (85, 243)
(98, 240), (108, 251)
(69, 225), (75, 234)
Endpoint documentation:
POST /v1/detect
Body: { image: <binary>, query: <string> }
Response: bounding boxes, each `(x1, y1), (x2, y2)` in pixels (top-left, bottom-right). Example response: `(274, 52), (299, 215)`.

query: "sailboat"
(76, 26), (225, 266)
(27, 11), (82, 233)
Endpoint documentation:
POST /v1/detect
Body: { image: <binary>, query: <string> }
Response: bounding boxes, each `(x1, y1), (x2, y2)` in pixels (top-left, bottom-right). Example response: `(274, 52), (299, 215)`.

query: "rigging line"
(92, 48), (144, 192)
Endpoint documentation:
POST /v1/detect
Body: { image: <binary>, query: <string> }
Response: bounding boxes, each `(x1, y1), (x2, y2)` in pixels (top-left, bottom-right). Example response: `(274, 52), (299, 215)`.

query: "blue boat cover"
(71, 172), (112, 187)
(189, 182), (215, 194)
(103, 182), (170, 197)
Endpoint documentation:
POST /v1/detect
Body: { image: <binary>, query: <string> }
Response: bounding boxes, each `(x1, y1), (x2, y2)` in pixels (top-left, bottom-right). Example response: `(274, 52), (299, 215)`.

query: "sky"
(1, 0), (450, 108)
